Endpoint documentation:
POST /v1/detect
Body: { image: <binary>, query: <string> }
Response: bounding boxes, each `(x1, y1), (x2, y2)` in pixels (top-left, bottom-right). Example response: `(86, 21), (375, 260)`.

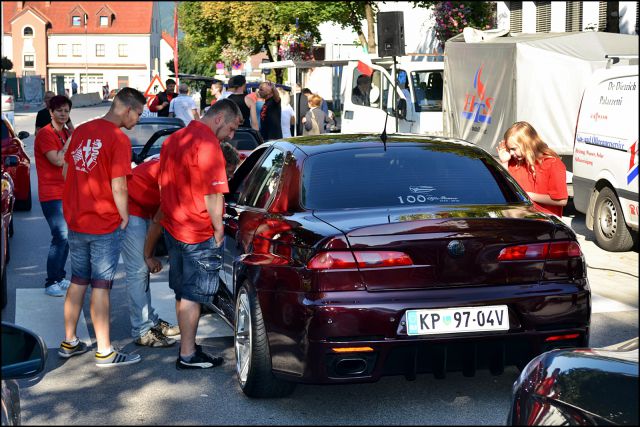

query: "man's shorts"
(164, 231), (223, 304)
(68, 229), (124, 289)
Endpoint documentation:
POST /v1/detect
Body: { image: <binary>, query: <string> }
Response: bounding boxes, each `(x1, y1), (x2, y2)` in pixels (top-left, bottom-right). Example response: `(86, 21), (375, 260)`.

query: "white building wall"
(522, 1), (537, 33)
(582, 1), (600, 31)
(159, 38), (174, 83)
(47, 34), (151, 94)
(550, 2), (567, 32)
(2, 35), (13, 59)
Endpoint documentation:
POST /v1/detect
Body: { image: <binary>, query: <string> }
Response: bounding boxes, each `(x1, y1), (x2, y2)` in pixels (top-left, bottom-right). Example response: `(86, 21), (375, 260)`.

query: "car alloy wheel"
(235, 287), (252, 386)
(233, 283), (295, 398)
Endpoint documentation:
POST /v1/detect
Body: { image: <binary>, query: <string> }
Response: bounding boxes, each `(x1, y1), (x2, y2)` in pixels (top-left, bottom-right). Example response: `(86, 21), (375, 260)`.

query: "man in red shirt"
(60, 87), (146, 368)
(148, 78), (176, 117)
(160, 99), (242, 370)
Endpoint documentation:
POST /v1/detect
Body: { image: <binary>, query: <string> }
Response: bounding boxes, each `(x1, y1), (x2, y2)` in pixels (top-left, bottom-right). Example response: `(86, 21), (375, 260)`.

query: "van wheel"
(593, 187), (634, 252)
(235, 282), (296, 398)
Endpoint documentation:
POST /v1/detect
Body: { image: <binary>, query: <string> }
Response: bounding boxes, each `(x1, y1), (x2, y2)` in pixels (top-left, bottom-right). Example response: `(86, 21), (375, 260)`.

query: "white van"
(572, 63), (638, 252)
(340, 59), (444, 135)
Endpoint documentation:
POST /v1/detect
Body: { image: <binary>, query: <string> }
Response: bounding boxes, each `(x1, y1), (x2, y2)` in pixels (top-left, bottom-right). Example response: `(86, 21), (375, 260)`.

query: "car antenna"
(380, 109), (388, 151)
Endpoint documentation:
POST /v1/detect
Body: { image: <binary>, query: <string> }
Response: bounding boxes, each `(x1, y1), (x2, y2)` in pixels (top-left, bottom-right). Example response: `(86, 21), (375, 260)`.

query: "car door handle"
(344, 110), (354, 120)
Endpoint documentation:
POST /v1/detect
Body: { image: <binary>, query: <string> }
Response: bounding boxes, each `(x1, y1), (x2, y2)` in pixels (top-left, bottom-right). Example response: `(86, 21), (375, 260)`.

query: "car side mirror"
(1, 322), (48, 380)
(396, 98), (407, 120)
(4, 155), (19, 167)
(17, 131), (30, 140)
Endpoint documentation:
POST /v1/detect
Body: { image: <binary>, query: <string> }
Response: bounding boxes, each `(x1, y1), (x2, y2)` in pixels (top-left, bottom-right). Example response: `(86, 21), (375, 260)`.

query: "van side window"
(411, 71), (443, 112)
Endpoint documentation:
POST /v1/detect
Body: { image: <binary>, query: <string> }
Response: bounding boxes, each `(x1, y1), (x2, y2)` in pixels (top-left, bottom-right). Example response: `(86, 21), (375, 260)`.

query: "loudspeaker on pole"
(377, 11), (405, 57)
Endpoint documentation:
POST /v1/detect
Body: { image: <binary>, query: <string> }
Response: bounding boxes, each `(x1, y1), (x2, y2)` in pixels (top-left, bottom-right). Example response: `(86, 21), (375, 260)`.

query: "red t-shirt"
(63, 119), (132, 234)
(128, 158), (160, 220)
(509, 156), (568, 217)
(35, 124), (69, 202)
(160, 120), (229, 244)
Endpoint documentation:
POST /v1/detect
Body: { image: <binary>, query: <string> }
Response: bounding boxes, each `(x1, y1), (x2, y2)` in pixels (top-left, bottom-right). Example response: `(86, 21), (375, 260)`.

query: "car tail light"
(307, 251), (413, 270)
(497, 241), (582, 261)
(544, 333), (580, 342)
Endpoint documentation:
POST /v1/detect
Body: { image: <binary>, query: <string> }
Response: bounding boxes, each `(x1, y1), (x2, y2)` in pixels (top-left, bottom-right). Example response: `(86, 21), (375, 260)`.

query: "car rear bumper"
(264, 281), (591, 384)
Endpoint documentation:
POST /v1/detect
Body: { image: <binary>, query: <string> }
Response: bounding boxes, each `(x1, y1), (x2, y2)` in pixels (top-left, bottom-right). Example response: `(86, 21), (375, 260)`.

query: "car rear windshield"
(122, 123), (182, 146)
(302, 146), (520, 210)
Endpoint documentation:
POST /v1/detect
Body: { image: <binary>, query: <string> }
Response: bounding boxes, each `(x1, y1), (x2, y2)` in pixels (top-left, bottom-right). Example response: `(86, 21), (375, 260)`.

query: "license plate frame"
(405, 305), (509, 336)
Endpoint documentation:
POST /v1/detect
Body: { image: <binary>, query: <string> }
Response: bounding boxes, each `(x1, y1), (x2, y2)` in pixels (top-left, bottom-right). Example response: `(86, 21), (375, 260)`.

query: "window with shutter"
(535, 2), (551, 32)
(509, 1), (523, 33)
(598, 2), (607, 31)
(565, 1), (583, 32)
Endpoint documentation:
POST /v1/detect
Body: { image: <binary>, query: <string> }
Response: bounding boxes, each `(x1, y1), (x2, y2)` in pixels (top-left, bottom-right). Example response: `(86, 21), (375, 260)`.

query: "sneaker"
(135, 328), (176, 348)
(176, 346), (224, 370)
(45, 282), (66, 297)
(58, 278), (71, 290)
(58, 340), (89, 358)
(154, 318), (180, 337)
(95, 347), (142, 368)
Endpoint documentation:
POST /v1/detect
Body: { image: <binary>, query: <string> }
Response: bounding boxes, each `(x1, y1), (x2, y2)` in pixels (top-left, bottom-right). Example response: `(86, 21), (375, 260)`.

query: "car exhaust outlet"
(334, 358), (368, 376)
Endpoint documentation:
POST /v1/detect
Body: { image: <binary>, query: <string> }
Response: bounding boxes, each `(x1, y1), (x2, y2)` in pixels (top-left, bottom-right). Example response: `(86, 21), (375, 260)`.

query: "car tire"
(235, 282), (296, 398)
(593, 187), (634, 252)
(14, 185), (32, 211)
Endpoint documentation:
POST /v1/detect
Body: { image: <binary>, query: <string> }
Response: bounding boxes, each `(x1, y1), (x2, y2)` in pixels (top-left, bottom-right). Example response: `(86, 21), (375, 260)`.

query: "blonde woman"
(497, 121), (568, 216)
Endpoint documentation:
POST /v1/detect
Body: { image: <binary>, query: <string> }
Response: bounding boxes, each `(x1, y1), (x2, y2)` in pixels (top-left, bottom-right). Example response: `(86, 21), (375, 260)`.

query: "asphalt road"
(3, 103), (638, 425)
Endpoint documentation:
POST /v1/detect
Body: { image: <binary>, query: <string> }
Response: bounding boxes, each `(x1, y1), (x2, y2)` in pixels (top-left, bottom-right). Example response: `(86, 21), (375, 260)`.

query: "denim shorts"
(68, 228), (124, 289)
(164, 231), (223, 304)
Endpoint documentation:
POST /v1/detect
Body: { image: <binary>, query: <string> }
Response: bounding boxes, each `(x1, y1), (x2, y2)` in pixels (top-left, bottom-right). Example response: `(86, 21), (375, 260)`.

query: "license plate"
(406, 305), (509, 336)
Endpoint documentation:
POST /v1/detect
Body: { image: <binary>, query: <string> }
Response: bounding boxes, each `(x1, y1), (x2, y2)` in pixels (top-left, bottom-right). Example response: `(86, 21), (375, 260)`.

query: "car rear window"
(229, 132), (260, 151)
(122, 123), (182, 146)
(302, 146), (520, 210)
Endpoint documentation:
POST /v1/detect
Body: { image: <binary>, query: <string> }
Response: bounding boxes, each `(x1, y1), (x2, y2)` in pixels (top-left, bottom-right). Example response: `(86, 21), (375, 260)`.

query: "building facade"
(1, 1), (166, 96)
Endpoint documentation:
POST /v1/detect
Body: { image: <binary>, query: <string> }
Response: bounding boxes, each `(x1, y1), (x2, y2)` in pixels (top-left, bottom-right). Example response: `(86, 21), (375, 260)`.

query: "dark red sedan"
(212, 134), (591, 398)
(1, 118), (31, 211)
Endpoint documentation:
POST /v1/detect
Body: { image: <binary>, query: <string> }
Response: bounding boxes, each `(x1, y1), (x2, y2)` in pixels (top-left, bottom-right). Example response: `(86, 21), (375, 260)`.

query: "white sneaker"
(58, 278), (71, 289)
(45, 282), (66, 297)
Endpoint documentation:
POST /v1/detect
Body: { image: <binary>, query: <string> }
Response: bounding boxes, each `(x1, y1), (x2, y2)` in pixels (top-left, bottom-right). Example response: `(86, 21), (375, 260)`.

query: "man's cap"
(229, 75), (246, 88)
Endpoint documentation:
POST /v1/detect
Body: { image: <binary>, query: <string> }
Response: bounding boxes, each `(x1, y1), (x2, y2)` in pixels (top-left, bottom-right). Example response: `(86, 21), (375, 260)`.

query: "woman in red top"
(34, 95), (74, 297)
(497, 121), (568, 217)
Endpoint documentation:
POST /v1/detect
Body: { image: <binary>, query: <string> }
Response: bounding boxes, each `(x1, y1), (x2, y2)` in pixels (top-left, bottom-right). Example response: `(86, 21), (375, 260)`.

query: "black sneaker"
(154, 318), (180, 337)
(176, 346), (224, 370)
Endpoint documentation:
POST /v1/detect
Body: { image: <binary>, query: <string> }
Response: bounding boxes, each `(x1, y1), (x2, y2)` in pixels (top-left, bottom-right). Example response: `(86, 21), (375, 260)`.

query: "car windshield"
(302, 146), (521, 210)
(122, 123), (183, 146)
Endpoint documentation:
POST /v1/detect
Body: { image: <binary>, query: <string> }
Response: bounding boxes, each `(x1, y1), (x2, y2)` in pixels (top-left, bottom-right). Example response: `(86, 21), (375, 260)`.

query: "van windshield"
(411, 70), (443, 112)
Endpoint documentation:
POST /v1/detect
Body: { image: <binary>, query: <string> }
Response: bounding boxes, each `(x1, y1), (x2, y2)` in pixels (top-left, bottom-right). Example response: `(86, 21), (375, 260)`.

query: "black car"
(122, 116), (185, 164)
(508, 337), (639, 425)
(1, 322), (48, 426)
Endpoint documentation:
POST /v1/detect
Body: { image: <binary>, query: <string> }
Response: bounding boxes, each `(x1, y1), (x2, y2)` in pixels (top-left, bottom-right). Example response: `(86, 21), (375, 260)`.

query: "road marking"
(15, 289), (91, 349)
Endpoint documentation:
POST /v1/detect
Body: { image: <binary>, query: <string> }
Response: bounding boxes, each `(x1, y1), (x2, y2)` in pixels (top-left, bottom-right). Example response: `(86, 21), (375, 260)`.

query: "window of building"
(58, 44), (67, 57)
(72, 15), (81, 26)
(566, 1), (583, 32)
(535, 2), (551, 32)
(23, 26), (33, 37)
(24, 55), (35, 68)
(509, 2), (523, 33)
(117, 75), (129, 89)
(118, 44), (128, 57)
(100, 16), (109, 26)
(72, 44), (82, 57)
(96, 44), (105, 57)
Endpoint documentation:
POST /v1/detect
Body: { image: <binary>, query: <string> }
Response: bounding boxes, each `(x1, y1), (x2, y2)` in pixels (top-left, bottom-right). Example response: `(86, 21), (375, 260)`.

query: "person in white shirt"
(169, 83), (198, 125)
(278, 88), (295, 138)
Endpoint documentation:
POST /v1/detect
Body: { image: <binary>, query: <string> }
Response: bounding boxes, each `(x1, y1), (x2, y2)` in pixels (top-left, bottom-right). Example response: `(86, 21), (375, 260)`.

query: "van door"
(341, 64), (398, 133)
